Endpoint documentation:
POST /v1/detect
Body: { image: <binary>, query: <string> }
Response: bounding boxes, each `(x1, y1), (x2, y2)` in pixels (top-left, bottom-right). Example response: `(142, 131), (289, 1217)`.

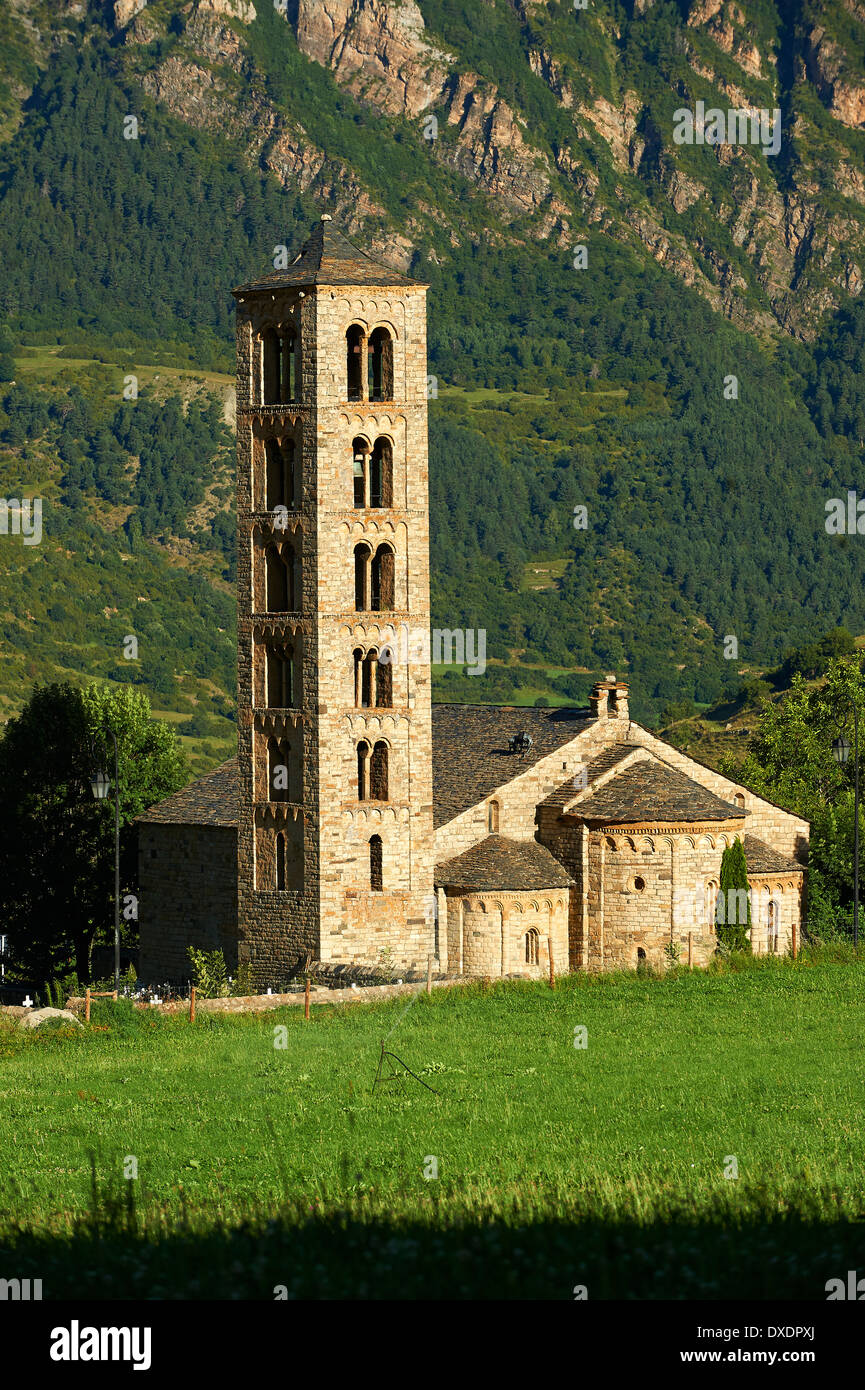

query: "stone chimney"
(610, 680), (629, 721)
(589, 677), (630, 721)
(589, 681), (609, 719)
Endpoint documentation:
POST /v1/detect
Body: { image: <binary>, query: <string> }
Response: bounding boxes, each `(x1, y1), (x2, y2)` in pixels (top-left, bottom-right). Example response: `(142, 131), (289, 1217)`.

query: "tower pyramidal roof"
(233, 215), (418, 295)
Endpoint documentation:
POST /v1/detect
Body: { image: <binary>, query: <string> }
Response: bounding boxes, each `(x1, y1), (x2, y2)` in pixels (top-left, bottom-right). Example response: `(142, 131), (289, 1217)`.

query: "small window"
(488, 800), (500, 833)
(370, 835), (383, 892)
(275, 832), (286, 891)
(525, 928), (540, 966)
(632, 876), (646, 893)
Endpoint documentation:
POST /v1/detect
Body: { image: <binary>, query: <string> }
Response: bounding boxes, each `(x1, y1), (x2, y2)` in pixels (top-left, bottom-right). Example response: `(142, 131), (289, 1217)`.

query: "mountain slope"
(1, 0), (865, 746)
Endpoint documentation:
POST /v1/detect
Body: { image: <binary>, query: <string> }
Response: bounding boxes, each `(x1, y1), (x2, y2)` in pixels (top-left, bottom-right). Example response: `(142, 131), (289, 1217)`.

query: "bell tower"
(232, 217), (435, 985)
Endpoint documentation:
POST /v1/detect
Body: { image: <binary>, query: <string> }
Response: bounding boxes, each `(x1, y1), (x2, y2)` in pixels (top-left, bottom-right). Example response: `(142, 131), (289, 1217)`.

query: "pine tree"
(717, 840), (752, 952)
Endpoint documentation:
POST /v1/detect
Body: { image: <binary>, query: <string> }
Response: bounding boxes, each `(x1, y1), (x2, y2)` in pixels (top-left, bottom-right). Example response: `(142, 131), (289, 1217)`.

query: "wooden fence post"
(426, 954), (432, 996)
(792, 921), (798, 960)
(688, 932), (693, 969)
(548, 936), (555, 990)
(189, 985), (196, 1023)
(85, 987), (91, 1023)
(304, 976), (310, 1021)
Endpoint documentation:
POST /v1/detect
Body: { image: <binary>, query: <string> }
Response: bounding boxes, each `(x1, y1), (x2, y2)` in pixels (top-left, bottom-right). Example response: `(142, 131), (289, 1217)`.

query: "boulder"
(18, 1008), (83, 1029)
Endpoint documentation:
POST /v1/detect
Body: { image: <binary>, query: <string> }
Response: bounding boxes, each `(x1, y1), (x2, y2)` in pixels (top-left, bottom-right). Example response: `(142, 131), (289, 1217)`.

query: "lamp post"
(90, 728), (121, 987)
(832, 705), (860, 950)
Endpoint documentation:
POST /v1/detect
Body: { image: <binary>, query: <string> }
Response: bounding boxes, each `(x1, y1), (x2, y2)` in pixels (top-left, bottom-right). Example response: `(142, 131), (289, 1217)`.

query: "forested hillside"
(2, 0), (865, 758)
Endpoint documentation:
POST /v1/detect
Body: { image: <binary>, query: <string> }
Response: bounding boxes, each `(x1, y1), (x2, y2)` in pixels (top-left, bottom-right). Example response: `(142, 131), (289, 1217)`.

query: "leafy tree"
(0, 682), (188, 984)
(731, 657), (865, 938)
(717, 840), (752, 952)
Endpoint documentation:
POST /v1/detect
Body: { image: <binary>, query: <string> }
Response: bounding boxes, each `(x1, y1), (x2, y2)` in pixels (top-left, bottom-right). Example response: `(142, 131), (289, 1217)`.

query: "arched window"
(525, 928), (540, 966)
(266, 644), (295, 708)
(352, 437), (369, 507)
(281, 327), (297, 404)
(368, 327), (393, 401)
(354, 543), (371, 611)
(767, 900), (779, 953)
(733, 793), (745, 809)
(275, 832), (287, 891)
(262, 328), (280, 405)
(376, 649), (393, 708)
(346, 325), (365, 401)
(266, 545), (291, 612)
(371, 544), (395, 611)
(705, 880), (719, 932)
(488, 800), (500, 833)
(370, 741), (389, 801)
(369, 835), (383, 892)
(265, 438), (296, 510)
(358, 739), (369, 806)
(262, 326), (298, 405)
(369, 438), (393, 508)
(362, 649), (378, 708)
(268, 737), (290, 802)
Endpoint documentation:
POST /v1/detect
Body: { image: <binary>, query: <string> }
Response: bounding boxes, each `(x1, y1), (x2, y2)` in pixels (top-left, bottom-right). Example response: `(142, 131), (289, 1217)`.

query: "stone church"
(138, 218), (808, 988)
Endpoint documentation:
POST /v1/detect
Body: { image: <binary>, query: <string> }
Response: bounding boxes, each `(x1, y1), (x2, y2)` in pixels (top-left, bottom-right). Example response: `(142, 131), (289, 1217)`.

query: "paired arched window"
(345, 325), (394, 401)
(265, 438), (297, 510)
(352, 437), (393, 509)
(266, 643), (295, 708)
(354, 543), (394, 612)
(525, 928), (540, 966)
(262, 324), (299, 405)
(353, 648), (393, 708)
(357, 740), (389, 801)
(266, 543), (298, 612)
(369, 835), (383, 892)
(267, 737), (292, 802)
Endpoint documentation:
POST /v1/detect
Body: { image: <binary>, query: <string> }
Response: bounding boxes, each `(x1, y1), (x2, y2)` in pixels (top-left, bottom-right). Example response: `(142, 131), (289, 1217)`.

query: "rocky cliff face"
(4, 0), (864, 342)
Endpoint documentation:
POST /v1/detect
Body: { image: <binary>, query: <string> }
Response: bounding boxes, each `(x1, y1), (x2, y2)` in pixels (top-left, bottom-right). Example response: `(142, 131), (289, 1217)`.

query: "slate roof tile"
(435, 835), (574, 892)
(233, 219), (417, 293)
(743, 834), (804, 875)
(570, 759), (747, 824)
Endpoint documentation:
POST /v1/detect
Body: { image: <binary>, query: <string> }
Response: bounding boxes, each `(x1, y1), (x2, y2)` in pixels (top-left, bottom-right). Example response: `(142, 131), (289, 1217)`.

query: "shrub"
(187, 947), (229, 999)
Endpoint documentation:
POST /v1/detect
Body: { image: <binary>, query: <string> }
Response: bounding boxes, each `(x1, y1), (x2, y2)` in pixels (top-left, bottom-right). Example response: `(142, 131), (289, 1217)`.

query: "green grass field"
(1, 955), (863, 1299)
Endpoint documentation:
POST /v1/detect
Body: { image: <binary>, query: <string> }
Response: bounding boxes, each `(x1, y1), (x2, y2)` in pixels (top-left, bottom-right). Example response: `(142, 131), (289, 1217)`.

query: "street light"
(832, 718), (859, 950)
(90, 729), (121, 988)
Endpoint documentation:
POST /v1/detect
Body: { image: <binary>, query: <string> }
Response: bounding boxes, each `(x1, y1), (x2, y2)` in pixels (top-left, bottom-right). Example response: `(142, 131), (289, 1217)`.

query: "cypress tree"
(717, 840), (752, 951)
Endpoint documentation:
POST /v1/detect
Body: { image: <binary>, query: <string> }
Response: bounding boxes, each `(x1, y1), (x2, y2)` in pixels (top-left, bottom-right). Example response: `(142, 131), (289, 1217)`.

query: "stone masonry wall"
(443, 889), (569, 978)
(138, 824), (238, 984)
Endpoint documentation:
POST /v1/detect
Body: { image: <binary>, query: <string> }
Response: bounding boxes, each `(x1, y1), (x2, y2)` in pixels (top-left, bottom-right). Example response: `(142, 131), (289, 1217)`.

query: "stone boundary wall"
(63, 976), (477, 1016)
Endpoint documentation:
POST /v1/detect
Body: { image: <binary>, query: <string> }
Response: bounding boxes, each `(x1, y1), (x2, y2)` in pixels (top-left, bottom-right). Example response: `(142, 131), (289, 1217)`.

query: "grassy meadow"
(1, 954), (863, 1299)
